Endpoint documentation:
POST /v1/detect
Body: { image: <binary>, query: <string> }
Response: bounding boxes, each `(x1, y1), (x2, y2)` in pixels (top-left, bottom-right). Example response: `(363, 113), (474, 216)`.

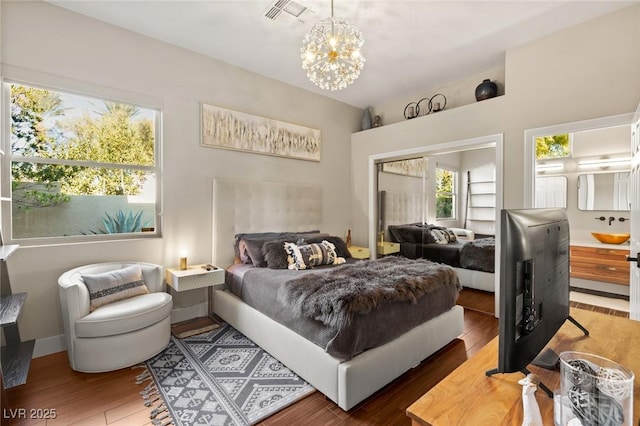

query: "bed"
(211, 178), (465, 411)
(388, 223), (496, 292)
(379, 190), (495, 292)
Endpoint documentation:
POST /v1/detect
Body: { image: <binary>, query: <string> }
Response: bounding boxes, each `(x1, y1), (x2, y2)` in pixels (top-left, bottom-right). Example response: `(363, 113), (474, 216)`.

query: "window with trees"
(436, 165), (457, 220)
(5, 82), (160, 242)
(535, 134), (571, 160)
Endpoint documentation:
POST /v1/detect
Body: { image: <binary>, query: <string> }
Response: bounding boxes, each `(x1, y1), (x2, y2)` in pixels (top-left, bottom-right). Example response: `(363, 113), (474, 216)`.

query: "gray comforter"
(460, 237), (495, 273)
(226, 257), (460, 360)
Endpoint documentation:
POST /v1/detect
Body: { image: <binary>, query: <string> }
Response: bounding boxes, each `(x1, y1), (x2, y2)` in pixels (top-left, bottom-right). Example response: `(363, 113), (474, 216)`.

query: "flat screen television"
(486, 208), (588, 396)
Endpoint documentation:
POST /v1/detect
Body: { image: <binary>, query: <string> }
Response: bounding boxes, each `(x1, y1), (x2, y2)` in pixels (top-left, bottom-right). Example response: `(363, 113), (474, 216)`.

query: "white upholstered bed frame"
(381, 190), (495, 293)
(211, 178), (464, 410)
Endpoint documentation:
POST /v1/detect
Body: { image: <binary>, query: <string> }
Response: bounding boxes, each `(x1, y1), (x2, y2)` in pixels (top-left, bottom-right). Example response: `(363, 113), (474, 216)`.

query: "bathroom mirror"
(535, 176), (567, 208)
(577, 172), (630, 211)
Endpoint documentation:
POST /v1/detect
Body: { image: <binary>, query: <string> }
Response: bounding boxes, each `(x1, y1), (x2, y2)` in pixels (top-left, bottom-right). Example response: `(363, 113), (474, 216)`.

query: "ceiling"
(47, 0), (636, 109)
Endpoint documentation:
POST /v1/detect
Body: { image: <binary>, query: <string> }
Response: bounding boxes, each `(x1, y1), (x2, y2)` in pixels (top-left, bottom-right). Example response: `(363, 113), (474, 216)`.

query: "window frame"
(435, 163), (458, 220)
(1, 75), (163, 245)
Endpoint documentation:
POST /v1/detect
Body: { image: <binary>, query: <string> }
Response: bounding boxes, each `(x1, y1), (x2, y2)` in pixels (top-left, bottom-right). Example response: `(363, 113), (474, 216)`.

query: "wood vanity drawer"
(570, 245), (630, 285)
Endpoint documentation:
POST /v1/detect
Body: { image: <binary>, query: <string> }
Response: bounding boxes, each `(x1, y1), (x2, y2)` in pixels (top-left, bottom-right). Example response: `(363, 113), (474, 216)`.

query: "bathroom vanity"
(570, 242), (630, 286)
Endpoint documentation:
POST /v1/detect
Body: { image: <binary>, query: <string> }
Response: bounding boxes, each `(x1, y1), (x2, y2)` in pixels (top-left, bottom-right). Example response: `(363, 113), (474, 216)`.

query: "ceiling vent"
(264, 0), (314, 24)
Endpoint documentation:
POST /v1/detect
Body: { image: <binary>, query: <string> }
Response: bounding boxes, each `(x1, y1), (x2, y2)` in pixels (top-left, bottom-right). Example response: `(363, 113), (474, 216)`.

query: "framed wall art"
(201, 103), (321, 162)
(381, 158), (428, 178)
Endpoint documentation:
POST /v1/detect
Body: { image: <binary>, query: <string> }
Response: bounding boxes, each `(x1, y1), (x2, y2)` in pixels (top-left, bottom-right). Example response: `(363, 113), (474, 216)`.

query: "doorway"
(524, 113), (635, 315)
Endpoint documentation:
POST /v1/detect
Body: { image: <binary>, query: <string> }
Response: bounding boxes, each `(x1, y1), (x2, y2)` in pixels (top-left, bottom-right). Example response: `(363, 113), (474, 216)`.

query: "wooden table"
(407, 308), (640, 425)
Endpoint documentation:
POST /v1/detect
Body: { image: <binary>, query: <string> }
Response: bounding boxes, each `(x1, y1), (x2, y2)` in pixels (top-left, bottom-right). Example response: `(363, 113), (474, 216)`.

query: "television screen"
(498, 208), (571, 374)
(485, 208), (593, 396)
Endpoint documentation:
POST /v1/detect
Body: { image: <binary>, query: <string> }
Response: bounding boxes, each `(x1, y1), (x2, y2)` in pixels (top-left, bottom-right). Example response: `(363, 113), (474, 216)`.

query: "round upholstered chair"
(58, 262), (172, 372)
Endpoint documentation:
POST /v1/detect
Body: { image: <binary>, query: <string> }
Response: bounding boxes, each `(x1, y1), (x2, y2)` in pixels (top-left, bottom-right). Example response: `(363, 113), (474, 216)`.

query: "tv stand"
(567, 314), (589, 336)
(484, 367), (555, 398)
(408, 309), (640, 426)
(485, 314), (589, 398)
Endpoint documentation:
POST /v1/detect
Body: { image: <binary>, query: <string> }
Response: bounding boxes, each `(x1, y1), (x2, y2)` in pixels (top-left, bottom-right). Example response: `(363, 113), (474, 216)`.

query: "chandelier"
(300, 0), (365, 91)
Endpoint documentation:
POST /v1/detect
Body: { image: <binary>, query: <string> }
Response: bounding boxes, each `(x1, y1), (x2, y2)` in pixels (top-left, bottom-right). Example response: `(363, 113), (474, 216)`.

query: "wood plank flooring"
(6, 288), (618, 426)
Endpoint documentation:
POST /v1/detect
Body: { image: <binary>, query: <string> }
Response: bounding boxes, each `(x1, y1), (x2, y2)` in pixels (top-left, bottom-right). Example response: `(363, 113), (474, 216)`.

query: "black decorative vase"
(475, 79), (498, 101)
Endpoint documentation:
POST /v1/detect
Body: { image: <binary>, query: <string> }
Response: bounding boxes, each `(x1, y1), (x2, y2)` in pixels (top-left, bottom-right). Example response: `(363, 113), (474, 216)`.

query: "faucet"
(608, 216), (615, 225)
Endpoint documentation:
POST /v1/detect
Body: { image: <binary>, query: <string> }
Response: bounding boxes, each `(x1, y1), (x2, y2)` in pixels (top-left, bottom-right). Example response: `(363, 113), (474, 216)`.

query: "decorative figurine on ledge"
(404, 94), (447, 119)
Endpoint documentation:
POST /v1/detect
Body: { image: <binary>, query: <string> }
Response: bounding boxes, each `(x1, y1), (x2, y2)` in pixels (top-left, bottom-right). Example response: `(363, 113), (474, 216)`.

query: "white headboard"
(381, 190), (424, 235)
(212, 178), (323, 267)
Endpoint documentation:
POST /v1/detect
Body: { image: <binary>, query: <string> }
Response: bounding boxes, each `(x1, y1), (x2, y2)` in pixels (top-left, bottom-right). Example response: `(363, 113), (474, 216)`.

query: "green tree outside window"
(535, 134), (570, 160)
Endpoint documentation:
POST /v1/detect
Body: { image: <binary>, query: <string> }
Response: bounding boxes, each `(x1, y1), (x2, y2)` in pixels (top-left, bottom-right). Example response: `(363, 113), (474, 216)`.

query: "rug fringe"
(134, 364), (175, 425)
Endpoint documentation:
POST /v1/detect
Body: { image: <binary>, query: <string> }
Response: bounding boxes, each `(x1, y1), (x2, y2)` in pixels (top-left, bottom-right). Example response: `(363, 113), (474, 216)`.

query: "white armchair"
(58, 262), (172, 372)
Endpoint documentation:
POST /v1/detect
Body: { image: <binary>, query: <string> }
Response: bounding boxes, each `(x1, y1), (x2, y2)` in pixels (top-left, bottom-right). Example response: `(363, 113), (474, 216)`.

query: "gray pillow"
(263, 235), (352, 269)
(305, 235), (352, 259)
(81, 264), (149, 312)
(262, 239), (291, 269)
(389, 224), (436, 244)
(235, 230), (325, 267)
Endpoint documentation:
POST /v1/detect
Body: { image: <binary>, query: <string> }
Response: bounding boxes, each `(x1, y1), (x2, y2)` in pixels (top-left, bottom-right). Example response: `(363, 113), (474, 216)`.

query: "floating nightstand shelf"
(348, 246), (370, 260)
(165, 264), (226, 338)
(165, 265), (225, 292)
(377, 241), (400, 256)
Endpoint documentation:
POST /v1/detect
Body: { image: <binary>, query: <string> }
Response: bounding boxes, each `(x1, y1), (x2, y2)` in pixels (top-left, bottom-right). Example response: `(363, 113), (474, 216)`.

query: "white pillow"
(82, 264), (149, 311)
(284, 240), (346, 270)
(430, 229), (450, 244)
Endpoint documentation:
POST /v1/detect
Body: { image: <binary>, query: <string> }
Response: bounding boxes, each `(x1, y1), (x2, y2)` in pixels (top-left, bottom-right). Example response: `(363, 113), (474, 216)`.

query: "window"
(5, 81), (161, 242)
(535, 133), (571, 160)
(436, 165), (457, 220)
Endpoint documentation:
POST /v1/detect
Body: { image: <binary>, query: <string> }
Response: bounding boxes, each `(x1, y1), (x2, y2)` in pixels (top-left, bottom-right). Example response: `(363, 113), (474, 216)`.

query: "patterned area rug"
(138, 323), (315, 425)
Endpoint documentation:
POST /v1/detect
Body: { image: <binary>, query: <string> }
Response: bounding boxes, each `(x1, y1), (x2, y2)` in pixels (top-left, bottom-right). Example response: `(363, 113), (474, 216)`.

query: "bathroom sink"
(591, 232), (630, 244)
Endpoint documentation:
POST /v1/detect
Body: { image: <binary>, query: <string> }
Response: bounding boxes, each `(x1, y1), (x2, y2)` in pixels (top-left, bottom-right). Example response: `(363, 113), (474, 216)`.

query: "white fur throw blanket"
(278, 256), (460, 329)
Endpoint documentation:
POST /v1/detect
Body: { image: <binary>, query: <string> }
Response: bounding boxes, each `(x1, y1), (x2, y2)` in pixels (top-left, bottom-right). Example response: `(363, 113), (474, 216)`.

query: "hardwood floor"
(3, 289), (627, 425)
(5, 291), (493, 425)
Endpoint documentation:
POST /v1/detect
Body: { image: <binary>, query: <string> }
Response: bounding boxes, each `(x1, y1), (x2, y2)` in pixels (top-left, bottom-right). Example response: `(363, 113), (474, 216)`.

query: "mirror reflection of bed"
(375, 147), (498, 315)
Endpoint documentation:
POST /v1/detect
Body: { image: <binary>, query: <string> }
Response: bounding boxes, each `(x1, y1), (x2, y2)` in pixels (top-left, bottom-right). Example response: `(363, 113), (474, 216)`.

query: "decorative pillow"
(262, 235), (350, 269)
(304, 235), (352, 259)
(443, 228), (457, 243)
(234, 231), (324, 267)
(388, 223), (440, 244)
(234, 232), (285, 264)
(430, 228), (450, 245)
(81, 264), (149, 312)
(284, 240), (346, 270)
(388, 223), (423, 243)
(262, 239), (292, 269)
(420, 228), (437, 244)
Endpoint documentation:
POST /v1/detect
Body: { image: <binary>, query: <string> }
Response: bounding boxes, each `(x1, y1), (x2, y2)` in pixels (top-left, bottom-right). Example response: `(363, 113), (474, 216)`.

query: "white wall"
(351, 4), (640, 247)
(1, 1), (361, 352)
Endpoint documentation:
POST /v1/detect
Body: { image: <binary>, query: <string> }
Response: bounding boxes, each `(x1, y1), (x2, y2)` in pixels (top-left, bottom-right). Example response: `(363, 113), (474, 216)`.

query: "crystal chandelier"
(300, 0), (365, 91)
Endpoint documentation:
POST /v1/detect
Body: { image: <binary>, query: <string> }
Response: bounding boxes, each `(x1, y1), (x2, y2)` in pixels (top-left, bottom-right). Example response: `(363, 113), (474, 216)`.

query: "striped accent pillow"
(82, 265), (150, 311)
(284, 240), (346, 270)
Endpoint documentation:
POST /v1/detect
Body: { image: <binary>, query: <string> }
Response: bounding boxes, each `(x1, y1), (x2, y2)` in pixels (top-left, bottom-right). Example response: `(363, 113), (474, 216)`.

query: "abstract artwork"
(201, 103), (321, 161)
(382, 157), (428, 178)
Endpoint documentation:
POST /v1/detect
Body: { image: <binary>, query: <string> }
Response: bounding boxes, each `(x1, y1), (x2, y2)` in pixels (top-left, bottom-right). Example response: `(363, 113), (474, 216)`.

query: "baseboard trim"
(570, 286), (630, 301)
(170, 302), (208, 324)
(33, 334), (66, 358)
(31, 304), (208, 358)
